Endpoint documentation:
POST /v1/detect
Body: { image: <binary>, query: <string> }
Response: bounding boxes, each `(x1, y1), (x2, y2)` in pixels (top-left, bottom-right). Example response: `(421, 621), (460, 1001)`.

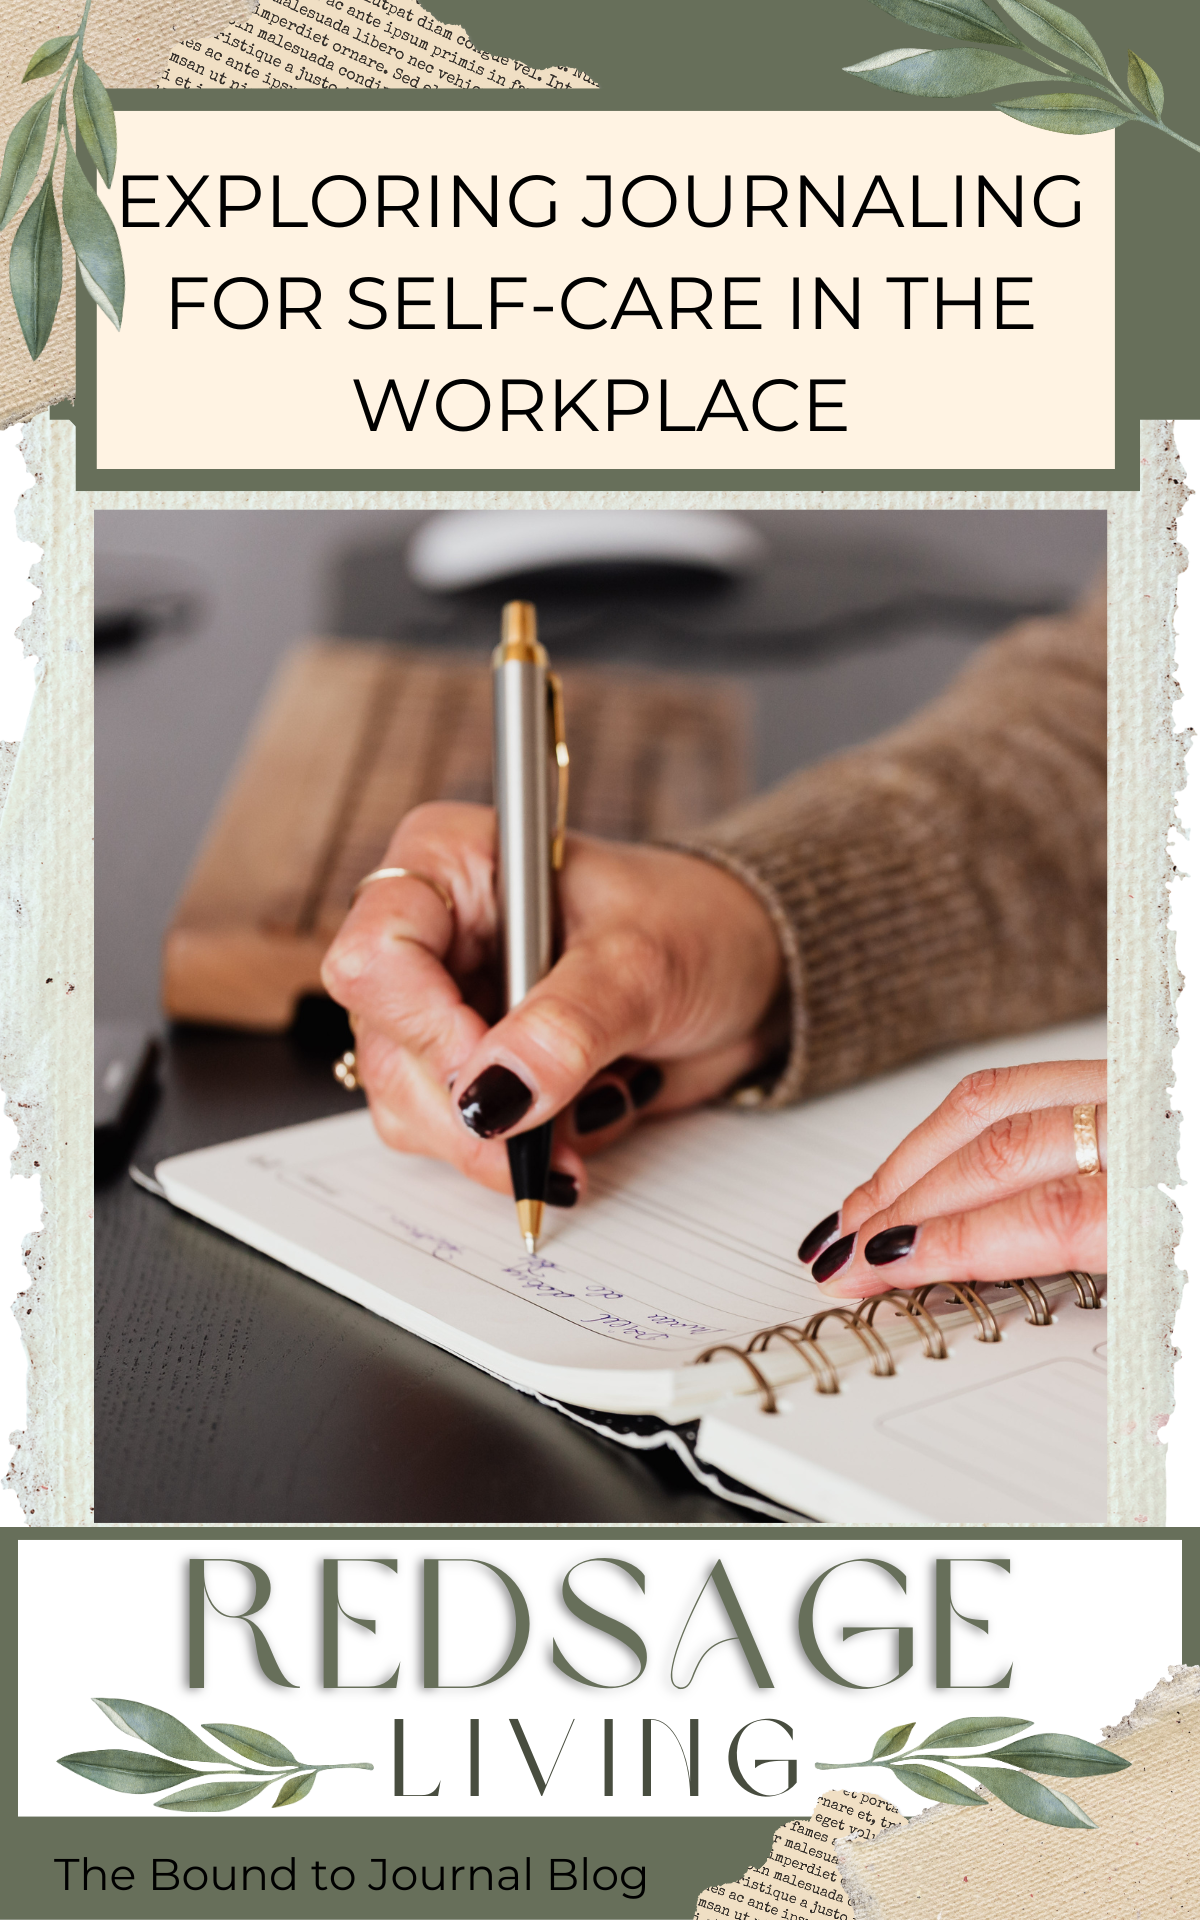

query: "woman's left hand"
(798, 1059), (1107, 1298)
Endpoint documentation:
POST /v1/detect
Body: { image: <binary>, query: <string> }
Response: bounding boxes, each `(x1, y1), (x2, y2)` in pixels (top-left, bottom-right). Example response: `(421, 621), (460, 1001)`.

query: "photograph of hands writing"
(95, 507), (1107, 1523)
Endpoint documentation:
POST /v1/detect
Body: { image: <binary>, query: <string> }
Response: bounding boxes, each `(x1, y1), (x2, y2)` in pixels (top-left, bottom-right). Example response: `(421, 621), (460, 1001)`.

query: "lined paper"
(157, 1015), (1105, 1418)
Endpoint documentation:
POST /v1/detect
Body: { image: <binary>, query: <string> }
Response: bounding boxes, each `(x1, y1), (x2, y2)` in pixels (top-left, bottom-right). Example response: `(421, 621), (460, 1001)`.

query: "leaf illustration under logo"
(886, 1762), (987, 1806)
(93, 1698), (231, 1764)
(21, 35), (75, 83)
(917, 1716), (1034, 1749)
(73, 61), (117, 186)
(958, 1765), (1096, 1826)
(1000, 0), (1113, 81)
(273, 1770), (317, 1807)
(0, 93), (54, 231)
(867, 0), (1020, 44)
(871, 1722), (915, 1759)
(203, 1723), (299, 1767)
(9, 173), (62, 360)
(997, 91), (1136, 132)
(155, 1778), (272, 1812)
(844, 47), (1041, 94)
(981, 1732), (1131, 1777)
(58, 1750), (204, 1795)
(62, 141), (123, 328)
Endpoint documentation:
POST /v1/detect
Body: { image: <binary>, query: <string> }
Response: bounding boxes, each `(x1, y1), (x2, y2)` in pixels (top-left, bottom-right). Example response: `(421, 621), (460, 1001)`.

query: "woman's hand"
(798, 1060), (1107, 1297)
(320, 801), (784, 1203)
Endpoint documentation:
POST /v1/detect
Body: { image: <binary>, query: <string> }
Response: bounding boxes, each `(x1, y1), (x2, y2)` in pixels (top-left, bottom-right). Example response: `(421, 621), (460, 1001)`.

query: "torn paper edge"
(0, 420), (1189, 1523)
(835, 1665), (1200, 1918)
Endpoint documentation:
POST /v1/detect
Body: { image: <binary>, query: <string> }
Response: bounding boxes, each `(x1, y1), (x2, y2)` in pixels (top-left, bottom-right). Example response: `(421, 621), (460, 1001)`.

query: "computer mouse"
(406, 509), (767, 591)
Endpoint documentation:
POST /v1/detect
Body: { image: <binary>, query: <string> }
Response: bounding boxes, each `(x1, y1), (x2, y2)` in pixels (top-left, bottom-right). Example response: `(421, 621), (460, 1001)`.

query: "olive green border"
(66, 0), (1200, 494)
(2, 1529), (1193, 1917)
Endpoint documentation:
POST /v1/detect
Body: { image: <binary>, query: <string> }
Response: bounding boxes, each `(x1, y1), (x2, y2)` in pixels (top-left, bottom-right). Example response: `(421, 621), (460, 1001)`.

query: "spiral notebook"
(153, 1015), (1106, 1523)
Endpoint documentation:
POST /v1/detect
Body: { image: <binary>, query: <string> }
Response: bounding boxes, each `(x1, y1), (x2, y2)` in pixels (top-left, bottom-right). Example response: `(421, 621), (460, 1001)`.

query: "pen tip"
(516, 1197), (545, 1255)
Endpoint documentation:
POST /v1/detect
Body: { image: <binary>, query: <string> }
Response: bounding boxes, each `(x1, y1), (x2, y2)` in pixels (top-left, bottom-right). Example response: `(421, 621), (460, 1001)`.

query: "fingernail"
(457, 1064), (533, 1138)
(865, 1225), (919, 1266)
(813, 1232), (855, 1283)
(574, 1084), (629, 1135)
(627, 1062), (664, 1110)
(798, 1211), (841, 1264)
(547, 1170), (579, 1209)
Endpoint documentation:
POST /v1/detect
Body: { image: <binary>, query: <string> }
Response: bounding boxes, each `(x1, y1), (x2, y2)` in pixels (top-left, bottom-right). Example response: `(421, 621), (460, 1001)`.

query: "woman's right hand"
(320, 801), (785, 1204)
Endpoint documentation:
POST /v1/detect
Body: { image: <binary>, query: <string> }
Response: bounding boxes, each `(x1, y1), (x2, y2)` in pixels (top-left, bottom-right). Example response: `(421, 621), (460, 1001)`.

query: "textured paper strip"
(0, 1), (589, 430)
(695, 1791), (906, 1920)
(155, 6), (594, 95)
(837, 1666), (1200, 1918)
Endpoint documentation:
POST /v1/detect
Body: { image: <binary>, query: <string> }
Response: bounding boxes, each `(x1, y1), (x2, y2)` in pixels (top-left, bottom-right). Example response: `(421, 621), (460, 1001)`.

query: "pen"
(492, 600), (569, 1252)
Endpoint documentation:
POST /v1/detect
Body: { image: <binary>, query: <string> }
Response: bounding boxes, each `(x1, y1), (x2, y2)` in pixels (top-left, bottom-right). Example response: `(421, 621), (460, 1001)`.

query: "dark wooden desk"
(95, 1024), (751, 1522)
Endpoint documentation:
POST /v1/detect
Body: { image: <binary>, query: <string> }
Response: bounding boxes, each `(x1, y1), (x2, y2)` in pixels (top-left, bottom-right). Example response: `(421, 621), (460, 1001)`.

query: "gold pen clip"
(547, 671), (569, 870)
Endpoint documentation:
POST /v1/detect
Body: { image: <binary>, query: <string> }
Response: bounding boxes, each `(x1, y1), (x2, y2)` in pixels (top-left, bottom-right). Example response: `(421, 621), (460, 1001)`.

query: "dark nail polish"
(626, 1062), (664, 1110)
(574, 1083), (629, 1135)
(457, 1064), (533, 1138)
(547, 1170), (579, 1209)
(798, 1211), (841, 1265)
(812, 1232), (855, 1283)
(865, 1225), (918, 1266)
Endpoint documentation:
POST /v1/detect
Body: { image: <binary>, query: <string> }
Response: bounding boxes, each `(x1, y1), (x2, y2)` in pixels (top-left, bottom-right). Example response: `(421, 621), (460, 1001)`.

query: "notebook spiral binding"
(694, 1271), (1103, 1414)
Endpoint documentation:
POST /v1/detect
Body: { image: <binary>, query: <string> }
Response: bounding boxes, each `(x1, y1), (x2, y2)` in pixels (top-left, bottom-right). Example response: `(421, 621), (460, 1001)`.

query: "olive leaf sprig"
(846, 0), (1200, 153)
(1, 0), (124, 361)
(816, 1714), (1129, 1828)
(58, 1698), (373, 1812)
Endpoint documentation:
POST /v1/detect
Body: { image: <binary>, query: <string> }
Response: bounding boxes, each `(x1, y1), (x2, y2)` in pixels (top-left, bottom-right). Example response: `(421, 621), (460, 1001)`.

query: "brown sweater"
(679, 584), (1107, 1107)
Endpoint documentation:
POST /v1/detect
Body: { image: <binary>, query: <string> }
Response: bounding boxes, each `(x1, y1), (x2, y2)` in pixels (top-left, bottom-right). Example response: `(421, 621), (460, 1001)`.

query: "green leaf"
(1126, 50), (1164, 119)
(983, 1733), (1131, 1777)
(918, 1717), (1033, 1750)
(958, 1766), (1096, 1826)
(58, 1749), (204, 1795)
(93, 1699), (230, 1765)
(273, 1770), (317, 1807)
(998, 91), (1136, 132)
(872, 1722), (915, 1759)
(62, 140), (123, 328)
(73, 62), (117, 186)
(0, 93), (54, 231)
(1001, 1), (1113, 81)
(868, 0), (1020, 44)
(886, 1763), (987, 1806)
(9, 173), (61, 360)
(22, 35), (75, 81)
(844, 47), (1042, 95)
(155, 1777), (271, 1812)
(202, 1723), (298, 1767)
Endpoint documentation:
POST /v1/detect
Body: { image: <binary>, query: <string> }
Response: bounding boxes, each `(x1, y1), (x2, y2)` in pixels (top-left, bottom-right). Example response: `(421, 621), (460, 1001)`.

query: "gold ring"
(1072, 1103), (1102, 1176)
(350, 866), (455, 921)
(333, 1049), (360, 1091)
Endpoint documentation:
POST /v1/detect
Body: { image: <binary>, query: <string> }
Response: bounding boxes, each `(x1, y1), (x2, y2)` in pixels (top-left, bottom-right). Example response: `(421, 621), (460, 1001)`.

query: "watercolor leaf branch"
(58, 1699), (373, 1811)
(1, 0), (124, 361)
(817, 1714), (1130, 1828)
(846, 0), (1199, 152)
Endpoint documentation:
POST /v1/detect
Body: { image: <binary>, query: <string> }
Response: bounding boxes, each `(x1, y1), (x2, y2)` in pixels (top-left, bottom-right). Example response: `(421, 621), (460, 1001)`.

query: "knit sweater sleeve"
(673, 584), (1107, 1107)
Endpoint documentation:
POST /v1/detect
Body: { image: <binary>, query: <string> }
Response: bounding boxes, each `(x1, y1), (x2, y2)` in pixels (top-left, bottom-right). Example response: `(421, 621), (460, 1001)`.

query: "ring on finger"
(351, 866), (456, 925)
(1072, 1102), (1102, 1176)
(334, 1050), (360, 1091)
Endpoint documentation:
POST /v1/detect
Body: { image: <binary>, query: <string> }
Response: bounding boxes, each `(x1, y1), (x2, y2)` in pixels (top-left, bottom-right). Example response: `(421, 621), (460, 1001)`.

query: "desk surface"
(95, 1026), (753, 1523)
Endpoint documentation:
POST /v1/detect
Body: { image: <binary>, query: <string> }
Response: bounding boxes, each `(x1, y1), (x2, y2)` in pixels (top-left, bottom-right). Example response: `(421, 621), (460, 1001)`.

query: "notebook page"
(156, 1014), (1104, 1418)
(695, 1308), (1108, 1523)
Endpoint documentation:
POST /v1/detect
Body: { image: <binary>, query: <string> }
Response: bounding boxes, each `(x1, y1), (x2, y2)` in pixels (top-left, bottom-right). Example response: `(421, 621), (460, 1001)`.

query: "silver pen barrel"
(492, 601), (553, 1011)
